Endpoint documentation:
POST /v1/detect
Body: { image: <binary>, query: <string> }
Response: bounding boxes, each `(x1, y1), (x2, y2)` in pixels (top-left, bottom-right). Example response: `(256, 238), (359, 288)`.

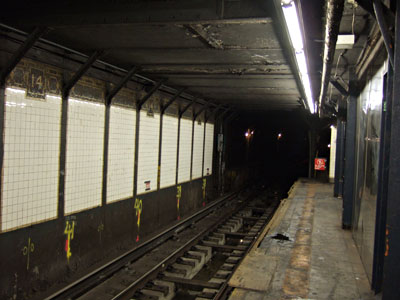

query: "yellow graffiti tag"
(134, 198), (143, 228)
(176, 185), (182, 220)
(64, 221), (75, 262)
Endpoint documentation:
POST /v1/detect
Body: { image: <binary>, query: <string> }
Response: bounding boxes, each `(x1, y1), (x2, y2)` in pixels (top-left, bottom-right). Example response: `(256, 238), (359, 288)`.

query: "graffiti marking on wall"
(22, 237), (35, 270)
(176, 185), (182, 220)
(64, 221), (76, 262)
(134, 198), (143, 242)
(202, 178), (207, 207)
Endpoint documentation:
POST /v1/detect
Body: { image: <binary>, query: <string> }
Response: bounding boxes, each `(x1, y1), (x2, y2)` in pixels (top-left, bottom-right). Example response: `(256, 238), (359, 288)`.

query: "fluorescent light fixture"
(281, 1), (315, 113)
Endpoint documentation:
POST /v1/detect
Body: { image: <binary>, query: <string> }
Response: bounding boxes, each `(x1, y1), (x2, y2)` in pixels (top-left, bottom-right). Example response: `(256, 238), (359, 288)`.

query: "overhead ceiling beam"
(330, 79), (349, 97)
(184, 24), (224, 50)
(194, 102), (210, 120)
(0, 24), (221, 110)
(179, 98), (196, 118)
(105, 66), (140, 105)
(161, 87), (186, 114)
(0, 2), (272, 27)
(205, 104), (223, 122)
(63, 50), (103, 97)
(0, 26), (47, 85)
(137, 79), (166, 110)
(372, 0), (394, 67)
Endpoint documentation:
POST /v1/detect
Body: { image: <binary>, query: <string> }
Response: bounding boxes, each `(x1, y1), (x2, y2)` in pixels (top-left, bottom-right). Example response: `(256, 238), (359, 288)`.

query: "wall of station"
(352, 63), (385, 283)
(0, 58), (216, 299)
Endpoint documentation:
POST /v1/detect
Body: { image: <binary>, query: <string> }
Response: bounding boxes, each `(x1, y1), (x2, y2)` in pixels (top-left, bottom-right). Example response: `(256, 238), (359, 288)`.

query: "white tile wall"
(65, 98), (105, 214)
(107, 106), (136, 202)
(137, 111), (160, 194)
(1, 88), (61, 231)
(192, 121), (204, 179)
(177, 118), (193, 183)
(160, 115), (178, 188)
(203, 123), (214, 176)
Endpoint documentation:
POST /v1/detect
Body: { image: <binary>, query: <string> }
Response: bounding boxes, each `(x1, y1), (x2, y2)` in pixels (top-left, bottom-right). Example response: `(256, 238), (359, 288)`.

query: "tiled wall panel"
(137, 111), (160, 194)
(178, 118), (193, 183)
(160, 115), (178, 188)
(1, 89), (61, 231)
(65, 98), (105, 214)
(192, 122), (204, 179)
(107, 106), (136, 202)
(203, 123), (214, 176)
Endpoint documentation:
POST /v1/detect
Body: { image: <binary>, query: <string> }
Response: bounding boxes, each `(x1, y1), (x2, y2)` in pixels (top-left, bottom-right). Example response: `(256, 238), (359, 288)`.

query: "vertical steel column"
(382, 4), (400, 298)
(0, 29), (47, 223)
(175, 112), (181, 185)
(334, 120), (345, 197)
(216, 109), (230, 195)
(0, 85), (5, 229)
(133, 80), (165, 196)
(58, 51), (102, 218)
(102, 67), (138, 205)
(102, 101), (111, 206)
(190, 109), (195, 181)
(58, 90), (69, 218)
(133, 109), (141, 197)
(201, 112), (207, 177)
(175, 99), (195, 185)
(342, 67), (357, 228)
(373, 65), (392, 293)
(157, 88), (184, 190)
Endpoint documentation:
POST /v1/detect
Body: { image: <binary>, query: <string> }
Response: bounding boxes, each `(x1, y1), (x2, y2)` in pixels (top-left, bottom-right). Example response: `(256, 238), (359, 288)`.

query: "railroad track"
(45, 188), (279, 300)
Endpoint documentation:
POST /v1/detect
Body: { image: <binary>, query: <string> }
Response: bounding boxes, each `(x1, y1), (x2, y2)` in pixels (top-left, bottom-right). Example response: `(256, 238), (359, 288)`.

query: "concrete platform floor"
(228, 179), (380, 300)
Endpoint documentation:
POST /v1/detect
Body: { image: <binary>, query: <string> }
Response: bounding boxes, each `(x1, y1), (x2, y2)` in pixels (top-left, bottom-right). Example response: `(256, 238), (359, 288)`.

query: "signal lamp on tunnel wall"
(245, 129), (254, 139)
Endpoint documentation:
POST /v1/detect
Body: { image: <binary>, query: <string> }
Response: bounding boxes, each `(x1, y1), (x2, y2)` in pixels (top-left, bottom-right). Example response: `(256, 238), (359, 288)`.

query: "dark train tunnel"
(0, 0), (398, 299)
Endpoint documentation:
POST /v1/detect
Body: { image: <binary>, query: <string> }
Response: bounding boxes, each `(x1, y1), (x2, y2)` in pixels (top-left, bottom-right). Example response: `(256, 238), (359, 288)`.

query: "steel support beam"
(382, 3), (400, 297)
(373, 0), (394, 67)
(157, 88), (185, 189)
(161, 88), (185, 114)
(0, 26), (48, 84)
(58, 52), (101, 218)
(62, 51), (103, 97)
(190, 109), (196, 181)
(137, 79), (166, 110)
(205, 104), (223, 122)
(134, 79), (165, 196)
(0, 24), (220, 111)
(330, 79), (349, 97)
(373, 65), (392, 293)
(105, 66), (140, 105)
(357, 0), (394, 27)
(342, 68), (357, 229)
(194, 102), (210, 121)
(201, 113), (207, 178)
(179, 99), (196, 118)
(102, 66), (139, 205)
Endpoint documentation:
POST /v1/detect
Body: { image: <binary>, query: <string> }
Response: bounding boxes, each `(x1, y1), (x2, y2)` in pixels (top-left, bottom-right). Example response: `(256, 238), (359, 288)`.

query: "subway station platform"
(227, 179), (379, 300)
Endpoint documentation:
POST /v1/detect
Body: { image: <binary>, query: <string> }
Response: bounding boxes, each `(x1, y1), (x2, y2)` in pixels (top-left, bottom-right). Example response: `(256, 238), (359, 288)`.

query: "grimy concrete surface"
(228, 179), (380, 300)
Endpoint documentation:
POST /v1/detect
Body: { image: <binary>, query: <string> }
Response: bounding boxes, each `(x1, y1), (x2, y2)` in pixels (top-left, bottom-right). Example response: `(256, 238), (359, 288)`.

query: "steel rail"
(214, 201), (279, 300)
(112, 191), (258, 300)
(43, 191), (238, 300)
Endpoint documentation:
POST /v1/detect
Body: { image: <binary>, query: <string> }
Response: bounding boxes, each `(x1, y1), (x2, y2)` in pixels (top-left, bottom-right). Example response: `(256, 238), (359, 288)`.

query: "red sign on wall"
(314, 158), (327, 171)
